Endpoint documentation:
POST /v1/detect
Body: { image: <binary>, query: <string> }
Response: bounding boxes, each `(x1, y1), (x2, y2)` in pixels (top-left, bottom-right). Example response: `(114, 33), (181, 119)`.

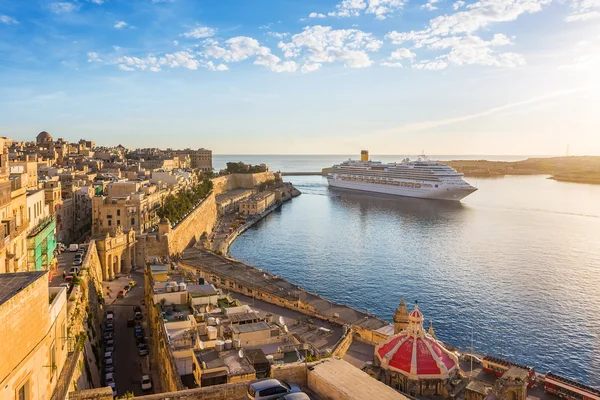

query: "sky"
(0, 0), (599, 155)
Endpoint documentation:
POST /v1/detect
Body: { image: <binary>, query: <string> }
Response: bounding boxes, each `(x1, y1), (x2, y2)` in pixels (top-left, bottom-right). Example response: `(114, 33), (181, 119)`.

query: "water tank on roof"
(166, 284), (172, 293)
(179, 282), (186, 291)
(266, 355), (274, 364)
(224, 340), (232, 350)
(233, 338), (241, 349)
(207, 326), (218, 340)
(215, 340), (225, 352)
(208, 317), (216, 326)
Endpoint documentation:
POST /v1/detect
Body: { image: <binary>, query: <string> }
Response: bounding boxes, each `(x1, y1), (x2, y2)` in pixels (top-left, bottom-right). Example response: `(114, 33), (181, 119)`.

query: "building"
(372, 302), (461, 397)
(393, 297), (409, 334)
(0, 271), (68, 400)
(26, 190), (56, 272)
(238, 192), (275, 216)
(73, 186), (93, 240)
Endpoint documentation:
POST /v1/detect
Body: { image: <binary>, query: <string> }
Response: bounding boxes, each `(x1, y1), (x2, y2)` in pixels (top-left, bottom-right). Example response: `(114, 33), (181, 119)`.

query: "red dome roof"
(375, 304), (459, 379)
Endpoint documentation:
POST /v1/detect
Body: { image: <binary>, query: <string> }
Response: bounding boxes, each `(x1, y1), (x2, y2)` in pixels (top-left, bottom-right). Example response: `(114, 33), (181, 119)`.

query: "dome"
(375, 303), (459, 380)
(36, 131), (53, 143)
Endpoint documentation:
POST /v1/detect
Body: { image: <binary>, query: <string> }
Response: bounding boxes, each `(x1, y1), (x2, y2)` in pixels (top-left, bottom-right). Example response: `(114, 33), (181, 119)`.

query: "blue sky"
(1, 0), (599, 155)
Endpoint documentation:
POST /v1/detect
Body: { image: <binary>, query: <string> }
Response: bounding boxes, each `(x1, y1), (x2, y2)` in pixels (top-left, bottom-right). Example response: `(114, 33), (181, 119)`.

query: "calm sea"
(216, 155), (600, 386)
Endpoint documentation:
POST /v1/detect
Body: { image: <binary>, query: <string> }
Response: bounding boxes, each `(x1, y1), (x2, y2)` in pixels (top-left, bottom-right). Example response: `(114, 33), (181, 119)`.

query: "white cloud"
(278, 25), (382, 69)
(259, 23), (273, 30)
(114, 21), (128, 29)
(381, 61), (404, 67)
(113, 46), (122, 51)
(107, 50), (229, 72)
(182, 26), (216, 39)
(87, 52), (102, 62)
(0, 15), (18, 24)
(412, 60), (449, 70)
(566, 0), (600, 21)
(390, 48), (416, 59)
(312, 0), (406, 20)
(453, 0), (465, 9)
(422, 0), (440, 11)
(49, 2), (81, 14)
(267, 32), (289, 39)
(89, 0), (104, 4)
(118, 64), (135, 71)
(301, 63), (323, 73)
(202, 36), (298, 72)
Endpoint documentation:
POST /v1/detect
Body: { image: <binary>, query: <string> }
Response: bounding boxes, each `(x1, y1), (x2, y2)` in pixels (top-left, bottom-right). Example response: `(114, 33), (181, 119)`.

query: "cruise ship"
(327, 151), (477, 201)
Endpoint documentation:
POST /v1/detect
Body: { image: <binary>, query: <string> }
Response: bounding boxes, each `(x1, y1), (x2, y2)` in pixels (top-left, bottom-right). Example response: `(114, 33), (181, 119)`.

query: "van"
(69, 244), (79, 252)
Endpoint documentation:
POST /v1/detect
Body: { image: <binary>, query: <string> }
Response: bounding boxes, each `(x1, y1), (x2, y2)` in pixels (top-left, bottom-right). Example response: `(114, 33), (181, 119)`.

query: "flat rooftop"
(188, 284), (219, 297)
(0, 271), (47, 307)
(180, 248), (388, 331)
(230, 321), (272, 334)
(308, 358), (408, 400)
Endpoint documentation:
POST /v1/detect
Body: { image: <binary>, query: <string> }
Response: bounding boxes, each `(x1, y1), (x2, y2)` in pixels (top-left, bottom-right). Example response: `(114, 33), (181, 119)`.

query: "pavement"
(103, 271), (154, 398)
(343, 340), (375, 369)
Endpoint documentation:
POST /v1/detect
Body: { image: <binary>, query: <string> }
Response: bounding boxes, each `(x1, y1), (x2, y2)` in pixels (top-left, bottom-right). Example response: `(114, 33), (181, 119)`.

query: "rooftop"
(230, 321), (272, 335)
(180, 248), (388, 331)
(0, 271), (47, 307)
(188, 284), (219, 297)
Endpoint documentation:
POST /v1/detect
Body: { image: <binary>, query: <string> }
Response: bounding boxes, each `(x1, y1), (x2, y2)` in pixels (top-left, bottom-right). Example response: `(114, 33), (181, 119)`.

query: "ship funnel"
(360, 150), (369, 162)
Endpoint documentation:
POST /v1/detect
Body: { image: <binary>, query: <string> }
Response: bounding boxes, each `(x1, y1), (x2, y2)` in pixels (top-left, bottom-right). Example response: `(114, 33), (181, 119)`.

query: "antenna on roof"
(238, 349), (244, 359)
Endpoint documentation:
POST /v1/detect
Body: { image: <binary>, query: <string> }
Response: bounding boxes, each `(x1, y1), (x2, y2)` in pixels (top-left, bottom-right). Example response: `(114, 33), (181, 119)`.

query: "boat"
(327, 150), (477, 201)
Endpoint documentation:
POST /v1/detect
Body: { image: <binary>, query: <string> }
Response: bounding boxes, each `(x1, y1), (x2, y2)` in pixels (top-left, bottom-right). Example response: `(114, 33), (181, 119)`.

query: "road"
(49, 249), (77, 287)
(103, 271), (152, 398)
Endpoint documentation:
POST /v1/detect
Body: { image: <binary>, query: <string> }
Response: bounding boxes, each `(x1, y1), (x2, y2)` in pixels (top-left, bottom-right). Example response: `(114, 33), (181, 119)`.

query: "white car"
(105, 373), (117, 396)
(69, 244), (79, 252)
(141, 375), (152, 391)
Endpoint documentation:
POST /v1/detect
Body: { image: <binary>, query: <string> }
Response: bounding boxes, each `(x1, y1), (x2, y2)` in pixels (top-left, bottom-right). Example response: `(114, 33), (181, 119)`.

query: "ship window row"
(338, 173), (440, 182)
(340, 176), (434, 188)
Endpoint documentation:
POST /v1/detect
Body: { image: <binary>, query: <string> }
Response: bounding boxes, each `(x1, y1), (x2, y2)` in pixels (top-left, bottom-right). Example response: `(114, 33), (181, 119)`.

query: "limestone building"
(393, 296), (409, 334)
(0, 271), (69, 400)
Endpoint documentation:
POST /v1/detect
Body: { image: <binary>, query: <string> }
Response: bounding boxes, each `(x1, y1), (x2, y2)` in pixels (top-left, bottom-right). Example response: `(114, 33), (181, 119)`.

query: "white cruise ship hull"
(327, 177), (477, 201)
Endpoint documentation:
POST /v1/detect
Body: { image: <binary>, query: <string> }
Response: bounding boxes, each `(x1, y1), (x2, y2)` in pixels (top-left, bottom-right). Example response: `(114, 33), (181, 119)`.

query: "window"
(50, 343), (56, 380)
(108, 220), (112, 226)
(131, 218), (135, 226)
(62, 322), (66, 349)
(117, 220), (121, 226)
(117, 210), (120, 216)
(17, 381), (29, 400)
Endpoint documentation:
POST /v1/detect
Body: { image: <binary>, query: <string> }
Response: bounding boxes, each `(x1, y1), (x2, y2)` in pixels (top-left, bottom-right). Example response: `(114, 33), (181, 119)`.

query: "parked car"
(135, 311), (143, 321)
(123, 285), (131, 293)
(105, 344), (115, 353)
(103, 331), (113, 341)
(64, 276), (73, 285)
(280, 393), (311, 400)
(137, 343), (148, 356)
(69, 244), (79, 252)
(104, 358), (114, 373)
(135, 327), (144, 339)
(104, 351), (113, 361)
(68, 267), (80, 276)
(129, 280), (136, 287)
(104, 324), (114, 333)
(104, 338), (114, 348)
(105, 372), (115, 386)
(117, 290), (125, 299)
(134, 305), (142, 312)
(247, 379), (300, 400)
(73, 257), (83, 267)
(59, 283), (71, 291)
(141, 375), (152, 391)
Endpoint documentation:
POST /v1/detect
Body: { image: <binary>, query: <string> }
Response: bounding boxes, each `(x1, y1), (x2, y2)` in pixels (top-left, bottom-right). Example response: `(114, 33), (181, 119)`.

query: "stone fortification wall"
(212, 172), (275, 195)
(167, 192), (217, 255)
(331, 328), (354, 358)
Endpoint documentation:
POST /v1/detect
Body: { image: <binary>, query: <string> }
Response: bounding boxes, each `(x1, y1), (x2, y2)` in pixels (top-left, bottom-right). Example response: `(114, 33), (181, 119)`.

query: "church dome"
(375, 303), (459, 379)
(36, 131), (53, 142)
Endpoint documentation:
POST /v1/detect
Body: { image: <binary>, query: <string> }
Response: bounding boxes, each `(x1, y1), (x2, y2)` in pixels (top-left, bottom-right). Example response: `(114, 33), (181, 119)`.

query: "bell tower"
(393, 296), (409, 334)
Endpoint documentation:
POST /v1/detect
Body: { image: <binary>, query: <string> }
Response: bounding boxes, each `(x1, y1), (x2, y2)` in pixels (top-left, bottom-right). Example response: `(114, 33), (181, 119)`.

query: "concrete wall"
(331, 328), (354, 358)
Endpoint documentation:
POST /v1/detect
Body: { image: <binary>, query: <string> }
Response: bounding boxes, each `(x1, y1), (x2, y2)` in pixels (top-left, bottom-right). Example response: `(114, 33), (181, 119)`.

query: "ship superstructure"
(327, 151), (477, 201)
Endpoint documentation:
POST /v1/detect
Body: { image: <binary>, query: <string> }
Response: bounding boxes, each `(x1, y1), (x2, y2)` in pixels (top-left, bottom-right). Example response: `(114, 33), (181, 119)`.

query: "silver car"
(247, 379), (300, 400)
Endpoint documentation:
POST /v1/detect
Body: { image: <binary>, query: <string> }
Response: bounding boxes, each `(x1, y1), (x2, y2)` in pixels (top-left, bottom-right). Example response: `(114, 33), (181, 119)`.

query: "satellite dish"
(199, 341), (205, 350)
(238, 350), (244, 359)
(215, 318), (220, 325)
(284, 325), (289, 333)
(278, 316), (285, 325)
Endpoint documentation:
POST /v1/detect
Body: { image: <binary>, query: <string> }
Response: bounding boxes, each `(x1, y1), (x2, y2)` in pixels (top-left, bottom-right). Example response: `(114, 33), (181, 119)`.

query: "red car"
(117, 290), (126, 299)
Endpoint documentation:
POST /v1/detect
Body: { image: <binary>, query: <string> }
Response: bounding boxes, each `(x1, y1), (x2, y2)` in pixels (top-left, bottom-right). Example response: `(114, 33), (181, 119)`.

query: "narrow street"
(103, 271), (152, 398)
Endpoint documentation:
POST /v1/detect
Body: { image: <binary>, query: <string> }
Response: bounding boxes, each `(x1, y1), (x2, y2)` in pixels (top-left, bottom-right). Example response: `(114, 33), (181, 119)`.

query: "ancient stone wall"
(167, 192), (217, 255)
(212, 172), (276, 196)
(331, 328), (354, 358)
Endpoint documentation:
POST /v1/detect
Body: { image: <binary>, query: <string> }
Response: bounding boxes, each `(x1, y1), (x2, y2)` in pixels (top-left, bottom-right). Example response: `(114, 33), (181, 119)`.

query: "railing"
(28, 216), (55, 238)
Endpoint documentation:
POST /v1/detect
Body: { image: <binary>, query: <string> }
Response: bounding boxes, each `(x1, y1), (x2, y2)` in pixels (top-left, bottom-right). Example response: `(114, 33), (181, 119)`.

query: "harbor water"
(215, 155), (600, 386)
